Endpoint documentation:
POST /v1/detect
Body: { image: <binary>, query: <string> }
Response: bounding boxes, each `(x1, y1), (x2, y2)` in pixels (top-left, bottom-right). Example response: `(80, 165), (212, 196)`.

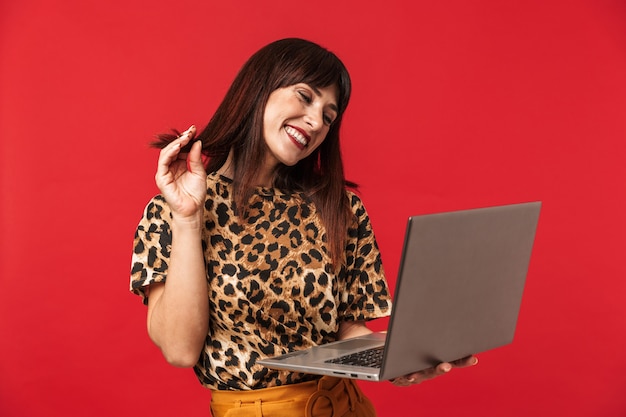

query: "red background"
(1, 1), (625, 416)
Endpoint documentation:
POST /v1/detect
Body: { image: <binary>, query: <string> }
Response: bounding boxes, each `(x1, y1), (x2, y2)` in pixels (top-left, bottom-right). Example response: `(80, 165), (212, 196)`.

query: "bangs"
(269, 41), (351, 115)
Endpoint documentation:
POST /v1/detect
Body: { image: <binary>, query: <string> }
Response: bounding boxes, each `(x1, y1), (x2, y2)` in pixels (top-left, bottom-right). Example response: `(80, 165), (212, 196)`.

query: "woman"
(130, 38), (476, 416)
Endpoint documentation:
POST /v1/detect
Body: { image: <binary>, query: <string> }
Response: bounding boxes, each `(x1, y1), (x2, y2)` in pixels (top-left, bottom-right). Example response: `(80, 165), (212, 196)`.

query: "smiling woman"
(261, 83), (338, 169)
(129, 38), (476, 417)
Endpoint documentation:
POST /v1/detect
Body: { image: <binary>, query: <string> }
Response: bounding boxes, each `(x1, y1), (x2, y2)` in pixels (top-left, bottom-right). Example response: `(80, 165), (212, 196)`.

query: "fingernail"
(443, 364), (452, 372)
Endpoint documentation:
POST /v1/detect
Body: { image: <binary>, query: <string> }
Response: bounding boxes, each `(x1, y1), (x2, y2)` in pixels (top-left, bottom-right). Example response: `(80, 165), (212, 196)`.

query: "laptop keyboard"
(325, 346), (384, 368)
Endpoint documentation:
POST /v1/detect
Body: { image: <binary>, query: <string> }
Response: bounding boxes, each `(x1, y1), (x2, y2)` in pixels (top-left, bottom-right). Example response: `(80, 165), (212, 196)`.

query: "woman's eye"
(298, 91), (312, 103)
(323, 114), (334, 125)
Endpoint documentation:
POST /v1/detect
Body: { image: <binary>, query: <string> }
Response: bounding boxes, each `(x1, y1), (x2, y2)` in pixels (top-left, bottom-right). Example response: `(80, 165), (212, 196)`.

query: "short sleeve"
(338, 192), (392, 321)
(129, 195), (173, 305)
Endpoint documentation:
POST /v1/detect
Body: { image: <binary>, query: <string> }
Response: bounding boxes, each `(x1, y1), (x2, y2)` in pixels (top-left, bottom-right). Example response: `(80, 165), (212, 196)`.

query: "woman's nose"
(304, 108), (323, 131)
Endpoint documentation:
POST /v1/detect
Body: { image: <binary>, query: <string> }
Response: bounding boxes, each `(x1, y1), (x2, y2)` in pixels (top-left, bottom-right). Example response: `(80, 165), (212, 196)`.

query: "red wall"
(1, 1), (625, 416)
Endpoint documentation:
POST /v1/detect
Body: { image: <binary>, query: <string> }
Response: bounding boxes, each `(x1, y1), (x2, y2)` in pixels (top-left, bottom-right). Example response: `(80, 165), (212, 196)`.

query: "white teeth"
(285, 126), (308, 146)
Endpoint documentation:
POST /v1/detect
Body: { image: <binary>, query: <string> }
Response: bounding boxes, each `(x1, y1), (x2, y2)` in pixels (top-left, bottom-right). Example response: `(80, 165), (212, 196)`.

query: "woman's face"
(262, 83), (338, 169)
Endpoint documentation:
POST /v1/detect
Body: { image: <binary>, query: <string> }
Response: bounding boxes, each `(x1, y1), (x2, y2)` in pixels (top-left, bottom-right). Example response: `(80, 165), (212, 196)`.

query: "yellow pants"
(210, 376), (377, 417)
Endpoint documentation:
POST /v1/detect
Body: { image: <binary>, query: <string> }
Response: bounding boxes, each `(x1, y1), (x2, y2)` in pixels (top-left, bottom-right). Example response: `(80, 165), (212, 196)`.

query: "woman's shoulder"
(345, 188), (360, 202)
(344, 189), (367, 214)
(139, 194), (171, 221)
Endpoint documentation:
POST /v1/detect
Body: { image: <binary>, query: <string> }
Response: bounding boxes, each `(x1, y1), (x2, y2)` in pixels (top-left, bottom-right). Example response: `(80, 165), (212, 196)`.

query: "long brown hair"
(153, 38), (355, 268)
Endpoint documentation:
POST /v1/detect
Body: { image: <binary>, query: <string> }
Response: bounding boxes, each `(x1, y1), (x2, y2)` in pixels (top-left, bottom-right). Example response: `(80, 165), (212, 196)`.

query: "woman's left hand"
(390, 355), (479, 387)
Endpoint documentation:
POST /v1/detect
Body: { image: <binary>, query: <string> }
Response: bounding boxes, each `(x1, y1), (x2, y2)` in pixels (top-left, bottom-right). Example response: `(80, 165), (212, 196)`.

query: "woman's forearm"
(147, 216), (208, 367)
(337, 320), (373, 340)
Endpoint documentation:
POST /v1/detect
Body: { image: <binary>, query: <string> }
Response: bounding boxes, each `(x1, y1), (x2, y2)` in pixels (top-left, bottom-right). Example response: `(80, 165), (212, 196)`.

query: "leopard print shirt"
(130, 172), (391, 390)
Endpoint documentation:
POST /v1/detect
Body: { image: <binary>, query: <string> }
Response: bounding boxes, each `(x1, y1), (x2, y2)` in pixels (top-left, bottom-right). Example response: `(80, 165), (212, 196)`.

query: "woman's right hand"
(154, 125), (207, 219)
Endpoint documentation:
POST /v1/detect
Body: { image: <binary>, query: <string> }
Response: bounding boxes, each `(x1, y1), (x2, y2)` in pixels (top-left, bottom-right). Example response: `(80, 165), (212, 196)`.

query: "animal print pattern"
(130, 172), (391, 390)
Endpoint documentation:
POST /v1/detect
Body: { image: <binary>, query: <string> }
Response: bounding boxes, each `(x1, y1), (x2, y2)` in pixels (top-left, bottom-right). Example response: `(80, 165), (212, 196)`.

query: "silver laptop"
(258, 201), (541, 381)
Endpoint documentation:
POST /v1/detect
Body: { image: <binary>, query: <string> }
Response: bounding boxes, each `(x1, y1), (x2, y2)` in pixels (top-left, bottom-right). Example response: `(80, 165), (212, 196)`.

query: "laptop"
(258, 201), (541, 381)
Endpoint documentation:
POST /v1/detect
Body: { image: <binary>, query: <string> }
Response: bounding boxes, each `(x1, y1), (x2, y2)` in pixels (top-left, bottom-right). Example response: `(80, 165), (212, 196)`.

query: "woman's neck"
(216, 149), (275, 188)
(215, 150), (235, 179)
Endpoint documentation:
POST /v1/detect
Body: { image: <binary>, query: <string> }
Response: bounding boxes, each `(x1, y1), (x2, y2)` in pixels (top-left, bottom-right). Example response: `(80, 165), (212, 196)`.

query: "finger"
(186, 140), (206, 175)
(178, 124), (196, 139)
(156, 126), (196, 174)
(450, 355), (479, 368)
(436, 362), (453, 373)
(156, 142), (182, 177)
(163, 125), (196, 153)
(391, 377), (412, 387)
(399, 369), (438, 386)
(172, 125), (197, 148)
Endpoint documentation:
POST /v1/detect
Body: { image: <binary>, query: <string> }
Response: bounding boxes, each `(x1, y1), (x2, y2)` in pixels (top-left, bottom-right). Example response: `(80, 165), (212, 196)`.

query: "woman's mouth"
(285, 125), (309, 148)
